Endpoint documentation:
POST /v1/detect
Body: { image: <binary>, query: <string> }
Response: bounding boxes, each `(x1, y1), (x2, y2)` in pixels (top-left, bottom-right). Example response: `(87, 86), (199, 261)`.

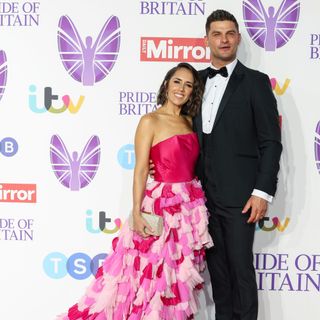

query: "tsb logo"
(118, 144), (135, 169)
(0, 183), (36, 203)
(28, 85), (85, 114)
(140, 37), (210, 62)
(0, 137), (18, 157)
(43, 252), (107, 280)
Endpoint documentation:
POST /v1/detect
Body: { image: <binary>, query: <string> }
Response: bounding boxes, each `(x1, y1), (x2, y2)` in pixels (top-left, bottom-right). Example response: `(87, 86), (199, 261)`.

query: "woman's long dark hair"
(156, 62), (204, 117)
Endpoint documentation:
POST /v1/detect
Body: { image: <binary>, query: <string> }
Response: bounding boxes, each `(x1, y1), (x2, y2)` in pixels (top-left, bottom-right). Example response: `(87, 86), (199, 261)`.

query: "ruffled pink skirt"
(56, 179), (213, 320)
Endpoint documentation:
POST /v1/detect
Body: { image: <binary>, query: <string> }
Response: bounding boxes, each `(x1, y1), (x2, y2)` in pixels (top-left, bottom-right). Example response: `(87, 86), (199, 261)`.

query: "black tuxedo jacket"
(194, 61), (282, 207)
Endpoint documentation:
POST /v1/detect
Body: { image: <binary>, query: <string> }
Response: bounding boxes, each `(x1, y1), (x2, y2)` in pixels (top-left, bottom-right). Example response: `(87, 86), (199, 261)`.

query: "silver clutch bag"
(129, 212), (163, 236)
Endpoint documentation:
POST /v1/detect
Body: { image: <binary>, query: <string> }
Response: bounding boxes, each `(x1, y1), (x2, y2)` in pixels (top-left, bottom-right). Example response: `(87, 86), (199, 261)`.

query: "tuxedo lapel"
(194, 69), (209, 148)
(194, 112), (203, 148)
(213, 61), (245, 129)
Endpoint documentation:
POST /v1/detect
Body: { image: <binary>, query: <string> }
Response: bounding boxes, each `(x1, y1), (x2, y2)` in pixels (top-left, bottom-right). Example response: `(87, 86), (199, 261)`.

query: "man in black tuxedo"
(194, 10), (282, 320)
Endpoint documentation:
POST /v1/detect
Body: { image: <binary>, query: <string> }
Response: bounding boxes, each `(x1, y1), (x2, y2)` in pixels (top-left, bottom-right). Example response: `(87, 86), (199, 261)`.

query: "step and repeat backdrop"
(0, 0), (319, 319)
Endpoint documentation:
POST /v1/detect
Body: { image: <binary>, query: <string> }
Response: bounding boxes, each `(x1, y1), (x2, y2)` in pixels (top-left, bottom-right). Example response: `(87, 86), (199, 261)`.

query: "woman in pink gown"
(56, 62), (213, 320)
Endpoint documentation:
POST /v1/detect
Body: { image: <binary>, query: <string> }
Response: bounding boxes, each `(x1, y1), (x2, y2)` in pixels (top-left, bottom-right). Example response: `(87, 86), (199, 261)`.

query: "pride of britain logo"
(57, 15), (120, 86)
(243, 0), (300, 51)
(315, 121), (320, 174)
(0, 50), (7, 102)
(50, 135), (100, 191)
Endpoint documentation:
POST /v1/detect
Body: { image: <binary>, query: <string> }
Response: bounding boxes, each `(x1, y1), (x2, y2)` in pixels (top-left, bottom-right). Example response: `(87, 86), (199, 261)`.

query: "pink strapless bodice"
(150, 132), (199, 183)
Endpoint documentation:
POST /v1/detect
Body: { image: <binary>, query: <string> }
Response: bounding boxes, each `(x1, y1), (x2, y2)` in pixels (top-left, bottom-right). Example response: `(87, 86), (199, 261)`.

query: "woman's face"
(166, 68), (194, 107)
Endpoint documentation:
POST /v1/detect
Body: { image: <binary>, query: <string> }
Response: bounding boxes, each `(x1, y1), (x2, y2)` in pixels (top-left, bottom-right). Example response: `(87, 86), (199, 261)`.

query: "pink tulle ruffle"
(56, 179), (213, 320)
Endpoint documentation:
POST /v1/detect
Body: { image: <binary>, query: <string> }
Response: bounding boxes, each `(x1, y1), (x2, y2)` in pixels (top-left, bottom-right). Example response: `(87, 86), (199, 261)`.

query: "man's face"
(205, 20), (241, 66)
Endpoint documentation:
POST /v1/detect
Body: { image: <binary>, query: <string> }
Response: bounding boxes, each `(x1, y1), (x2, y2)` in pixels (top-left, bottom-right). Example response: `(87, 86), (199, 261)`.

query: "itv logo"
(270, 78), (290, 96)
(256, 216), (290, 232)
(86, 209), (122, 235)
(28, 85), (85, 114)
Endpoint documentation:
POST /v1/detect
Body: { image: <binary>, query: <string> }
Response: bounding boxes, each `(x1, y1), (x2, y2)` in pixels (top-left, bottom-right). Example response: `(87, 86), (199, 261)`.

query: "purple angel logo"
(50, 135), (100, 191)
(0, 50), (8, 101)
(57, 15), (120, 86)
(315, 121), (320, 174)
(243, 0), (300, 51)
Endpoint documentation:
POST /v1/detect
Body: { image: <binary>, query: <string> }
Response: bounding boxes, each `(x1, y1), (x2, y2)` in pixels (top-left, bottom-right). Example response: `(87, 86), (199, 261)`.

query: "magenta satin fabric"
(150, 132), (199, 183)
(55, 132), (213, 320)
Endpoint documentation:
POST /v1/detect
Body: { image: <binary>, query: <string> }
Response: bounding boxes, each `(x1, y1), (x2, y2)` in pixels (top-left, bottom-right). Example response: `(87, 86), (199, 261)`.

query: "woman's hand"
(133, 212), (154, 237)
(149, 159), (155, 179)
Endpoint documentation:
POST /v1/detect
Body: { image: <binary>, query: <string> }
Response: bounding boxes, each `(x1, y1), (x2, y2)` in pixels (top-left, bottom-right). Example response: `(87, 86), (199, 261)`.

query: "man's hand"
(242, 195), (268, 223)
(149, 159), (155, 179)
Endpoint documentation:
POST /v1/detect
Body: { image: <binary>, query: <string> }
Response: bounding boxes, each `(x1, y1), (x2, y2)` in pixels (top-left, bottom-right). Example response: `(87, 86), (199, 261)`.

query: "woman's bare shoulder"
(140, 109), (164, 123)
(136, 113), (160, 135)
(139, 112), (158, 124)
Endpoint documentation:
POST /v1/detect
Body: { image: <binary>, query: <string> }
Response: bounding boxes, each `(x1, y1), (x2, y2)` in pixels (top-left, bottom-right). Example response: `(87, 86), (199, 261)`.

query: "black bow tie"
(207, 66), (228, 78)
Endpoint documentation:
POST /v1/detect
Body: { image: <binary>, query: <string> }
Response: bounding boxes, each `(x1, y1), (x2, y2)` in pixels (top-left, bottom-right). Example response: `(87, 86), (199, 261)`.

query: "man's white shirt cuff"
(252, 189), (273, 203)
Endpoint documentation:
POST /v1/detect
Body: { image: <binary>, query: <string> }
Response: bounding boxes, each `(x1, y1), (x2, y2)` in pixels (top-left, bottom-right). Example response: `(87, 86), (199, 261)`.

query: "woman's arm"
(132, 115), (155, 237)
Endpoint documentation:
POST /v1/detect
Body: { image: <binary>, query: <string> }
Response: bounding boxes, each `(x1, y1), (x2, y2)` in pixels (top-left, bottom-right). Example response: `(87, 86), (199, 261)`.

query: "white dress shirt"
(202, 59), (237, 134)
(202, 59), (273, 203)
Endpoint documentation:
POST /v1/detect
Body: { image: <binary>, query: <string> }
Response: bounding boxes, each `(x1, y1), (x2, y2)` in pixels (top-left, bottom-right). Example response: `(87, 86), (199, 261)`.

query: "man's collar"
(210, 59), (238, 77)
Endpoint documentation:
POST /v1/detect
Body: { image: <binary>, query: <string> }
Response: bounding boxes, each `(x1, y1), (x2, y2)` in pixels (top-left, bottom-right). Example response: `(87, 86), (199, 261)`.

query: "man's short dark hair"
(205, 9), (239, 34)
